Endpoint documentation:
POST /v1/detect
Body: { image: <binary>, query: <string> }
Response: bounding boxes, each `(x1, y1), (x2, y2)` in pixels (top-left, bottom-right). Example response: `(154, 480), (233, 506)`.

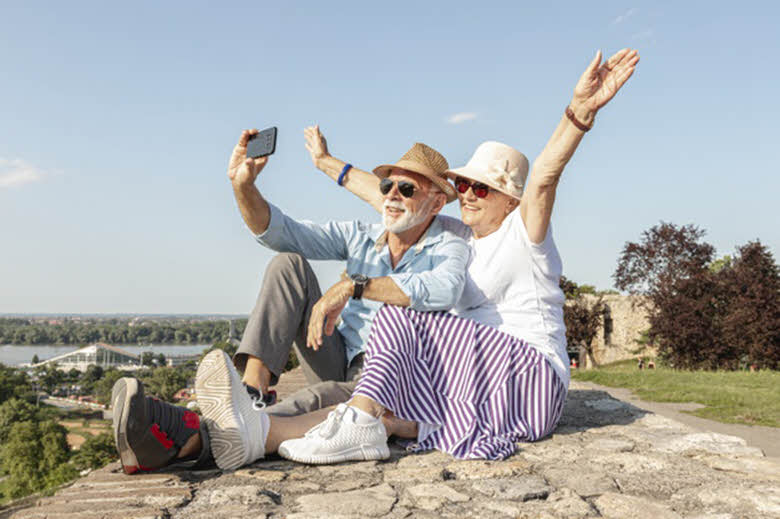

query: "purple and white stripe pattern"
(353, 305), (567, 460)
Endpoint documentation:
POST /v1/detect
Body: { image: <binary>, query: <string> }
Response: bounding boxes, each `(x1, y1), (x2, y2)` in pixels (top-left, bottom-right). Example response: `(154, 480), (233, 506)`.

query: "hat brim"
(374, 161), (457, 203)
(446, 166), (523, 201)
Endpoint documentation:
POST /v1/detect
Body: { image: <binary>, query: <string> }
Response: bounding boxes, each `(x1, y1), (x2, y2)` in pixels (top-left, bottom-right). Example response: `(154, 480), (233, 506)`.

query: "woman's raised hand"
(304, 125), (330, 167)
(572, 48), (640, 114)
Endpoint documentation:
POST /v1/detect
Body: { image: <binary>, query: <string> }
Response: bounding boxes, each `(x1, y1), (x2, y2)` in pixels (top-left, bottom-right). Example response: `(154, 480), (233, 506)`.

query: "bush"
(71, 432), (117, 471)
(0, 398), (40, 444)
(0, 363), (32, 404)
(139, 366), (190, 401)
(561, 277), (605, 366)
(0, 419), (75, 499)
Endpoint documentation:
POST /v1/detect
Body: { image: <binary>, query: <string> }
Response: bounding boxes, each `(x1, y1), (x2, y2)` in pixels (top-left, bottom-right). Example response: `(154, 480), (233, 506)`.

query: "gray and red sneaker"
(111, 377), (212, 474)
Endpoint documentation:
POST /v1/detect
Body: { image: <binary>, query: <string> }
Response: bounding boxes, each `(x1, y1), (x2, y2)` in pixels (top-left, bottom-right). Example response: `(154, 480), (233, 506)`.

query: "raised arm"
(520, 48), (640, 243)
(229, 129), (272, 234)
(304, 125), (384, 213)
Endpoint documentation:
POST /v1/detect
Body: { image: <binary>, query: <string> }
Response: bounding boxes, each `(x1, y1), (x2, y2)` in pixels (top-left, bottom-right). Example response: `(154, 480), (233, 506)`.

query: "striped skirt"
(353, 305), (567, 460)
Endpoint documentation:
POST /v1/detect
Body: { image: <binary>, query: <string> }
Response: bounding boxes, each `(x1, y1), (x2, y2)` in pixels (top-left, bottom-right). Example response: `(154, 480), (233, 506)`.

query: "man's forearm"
(232, 181), (271, 235)
(316, 156), (384, 213)
(348, 276), (410, 307)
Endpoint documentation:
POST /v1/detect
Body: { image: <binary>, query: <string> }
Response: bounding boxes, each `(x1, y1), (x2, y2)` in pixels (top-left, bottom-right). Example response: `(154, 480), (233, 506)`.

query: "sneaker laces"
(312, 404), (349, 440)
(146, 396), (199, 449)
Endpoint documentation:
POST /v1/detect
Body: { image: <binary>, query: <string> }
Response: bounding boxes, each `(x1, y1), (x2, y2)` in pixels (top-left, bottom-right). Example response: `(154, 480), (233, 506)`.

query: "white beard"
(383, 199), (432, 233)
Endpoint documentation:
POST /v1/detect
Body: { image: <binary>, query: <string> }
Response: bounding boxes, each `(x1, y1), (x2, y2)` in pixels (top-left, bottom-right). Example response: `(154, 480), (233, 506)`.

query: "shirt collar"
(369, 216), (445, 254)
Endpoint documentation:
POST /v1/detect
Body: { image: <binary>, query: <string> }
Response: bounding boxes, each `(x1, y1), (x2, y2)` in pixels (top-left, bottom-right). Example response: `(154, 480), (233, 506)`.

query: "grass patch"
(572, 360), (780, 427)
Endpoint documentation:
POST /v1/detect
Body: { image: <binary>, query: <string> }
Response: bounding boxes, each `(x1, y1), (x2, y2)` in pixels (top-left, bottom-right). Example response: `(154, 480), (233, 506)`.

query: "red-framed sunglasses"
(454, 177), (491, 198)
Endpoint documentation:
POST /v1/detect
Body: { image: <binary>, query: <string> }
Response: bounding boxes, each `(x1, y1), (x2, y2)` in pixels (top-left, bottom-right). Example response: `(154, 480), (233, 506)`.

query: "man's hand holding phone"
(228, 128), (276, 187)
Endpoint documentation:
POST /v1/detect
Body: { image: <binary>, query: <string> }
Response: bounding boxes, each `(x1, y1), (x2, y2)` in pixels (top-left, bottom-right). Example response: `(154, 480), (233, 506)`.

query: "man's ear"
(507, 197), (520, 214)
(431, 192), (447, 215)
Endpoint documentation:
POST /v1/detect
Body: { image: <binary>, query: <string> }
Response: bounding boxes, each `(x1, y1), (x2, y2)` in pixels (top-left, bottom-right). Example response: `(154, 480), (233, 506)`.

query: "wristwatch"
(350, 273), (369, 300)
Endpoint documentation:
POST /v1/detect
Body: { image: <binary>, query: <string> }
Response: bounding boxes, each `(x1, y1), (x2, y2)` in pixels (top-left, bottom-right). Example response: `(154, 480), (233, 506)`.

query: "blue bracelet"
(337, 164), (352, 186)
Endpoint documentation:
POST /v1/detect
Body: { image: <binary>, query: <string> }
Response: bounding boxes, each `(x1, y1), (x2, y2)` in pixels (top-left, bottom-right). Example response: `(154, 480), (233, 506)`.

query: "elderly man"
(112, 128), (469, 473)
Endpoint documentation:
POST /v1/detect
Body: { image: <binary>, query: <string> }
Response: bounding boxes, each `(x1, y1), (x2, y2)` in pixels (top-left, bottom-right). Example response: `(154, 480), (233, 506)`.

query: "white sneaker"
(278, 403), (390, 464)
(195, 349), (268, 470)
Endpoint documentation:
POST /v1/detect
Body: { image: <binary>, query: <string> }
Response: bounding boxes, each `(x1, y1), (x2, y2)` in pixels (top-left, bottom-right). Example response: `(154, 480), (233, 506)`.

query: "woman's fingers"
(614, 65), (636, 90)
(586, 50), (602, 75)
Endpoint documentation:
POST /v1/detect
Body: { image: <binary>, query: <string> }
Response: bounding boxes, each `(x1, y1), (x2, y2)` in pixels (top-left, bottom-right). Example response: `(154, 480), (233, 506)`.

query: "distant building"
(166, 354), (200, 367)
(30, 343), (141, 372)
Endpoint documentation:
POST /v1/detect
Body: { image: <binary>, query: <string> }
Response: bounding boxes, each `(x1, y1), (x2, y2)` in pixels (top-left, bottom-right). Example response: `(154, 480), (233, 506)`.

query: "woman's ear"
(506, 197), (520, 214)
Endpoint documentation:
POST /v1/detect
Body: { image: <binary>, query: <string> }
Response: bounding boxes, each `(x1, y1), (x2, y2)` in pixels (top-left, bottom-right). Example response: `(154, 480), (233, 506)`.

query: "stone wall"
(573, 294), (654, 369)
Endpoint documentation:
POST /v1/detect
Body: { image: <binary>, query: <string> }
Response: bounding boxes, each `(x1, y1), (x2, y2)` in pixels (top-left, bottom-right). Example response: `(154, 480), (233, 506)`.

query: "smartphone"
(247, 127), (277, 158)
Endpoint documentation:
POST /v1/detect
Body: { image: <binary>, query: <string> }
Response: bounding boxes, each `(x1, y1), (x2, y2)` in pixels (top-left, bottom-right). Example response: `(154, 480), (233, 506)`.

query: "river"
(0, 344), (211, 367)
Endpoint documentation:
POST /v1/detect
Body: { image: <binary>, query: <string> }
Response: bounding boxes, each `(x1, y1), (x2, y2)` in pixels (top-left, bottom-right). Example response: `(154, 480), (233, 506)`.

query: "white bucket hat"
(446, 141), (529, 200)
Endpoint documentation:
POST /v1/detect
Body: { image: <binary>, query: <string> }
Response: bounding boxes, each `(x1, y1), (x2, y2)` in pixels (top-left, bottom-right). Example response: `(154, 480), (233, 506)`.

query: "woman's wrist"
(568, 100), (596, 129)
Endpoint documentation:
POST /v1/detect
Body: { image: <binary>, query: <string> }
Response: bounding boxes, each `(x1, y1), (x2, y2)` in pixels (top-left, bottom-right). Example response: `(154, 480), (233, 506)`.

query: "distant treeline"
(0, 318), (247, 345)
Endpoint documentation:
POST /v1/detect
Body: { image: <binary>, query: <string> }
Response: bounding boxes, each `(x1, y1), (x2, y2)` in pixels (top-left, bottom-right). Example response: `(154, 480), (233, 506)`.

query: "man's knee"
(266, 252), (308, 279)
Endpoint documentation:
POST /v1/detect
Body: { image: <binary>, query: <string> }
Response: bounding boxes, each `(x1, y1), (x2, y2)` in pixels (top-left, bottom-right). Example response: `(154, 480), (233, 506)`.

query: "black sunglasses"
(455, 177), (491, 198)
(379, 178), (417, 198)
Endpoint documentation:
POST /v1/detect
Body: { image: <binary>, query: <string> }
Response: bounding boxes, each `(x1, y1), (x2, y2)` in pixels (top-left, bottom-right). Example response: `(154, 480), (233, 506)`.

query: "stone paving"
(3, 380), (780, 519)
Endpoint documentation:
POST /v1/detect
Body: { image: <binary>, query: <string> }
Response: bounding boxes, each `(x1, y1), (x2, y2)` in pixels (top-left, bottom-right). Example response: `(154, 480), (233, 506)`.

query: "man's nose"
(385, 182), (403, 200)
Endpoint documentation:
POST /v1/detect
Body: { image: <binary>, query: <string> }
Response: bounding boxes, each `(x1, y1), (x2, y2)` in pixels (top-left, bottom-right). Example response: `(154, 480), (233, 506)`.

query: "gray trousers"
(234, 253), (363, 417)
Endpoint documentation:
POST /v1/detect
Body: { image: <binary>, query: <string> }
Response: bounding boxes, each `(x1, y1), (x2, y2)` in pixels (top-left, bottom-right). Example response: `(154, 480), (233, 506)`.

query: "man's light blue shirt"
(255, 203), (470, 364)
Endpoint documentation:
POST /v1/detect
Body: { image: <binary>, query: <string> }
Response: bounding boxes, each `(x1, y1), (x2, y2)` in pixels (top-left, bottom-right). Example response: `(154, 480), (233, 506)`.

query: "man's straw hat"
(373, 143), (457, 202)
(446, 141), (529, 200)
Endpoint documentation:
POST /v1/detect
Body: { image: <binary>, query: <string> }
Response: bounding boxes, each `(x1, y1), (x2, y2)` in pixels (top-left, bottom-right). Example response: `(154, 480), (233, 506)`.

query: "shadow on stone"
(554, 388), (649, 434)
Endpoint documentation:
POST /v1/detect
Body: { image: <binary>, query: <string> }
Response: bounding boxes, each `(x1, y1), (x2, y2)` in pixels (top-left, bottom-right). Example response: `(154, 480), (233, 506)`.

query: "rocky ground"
(2, 379), (779, 519)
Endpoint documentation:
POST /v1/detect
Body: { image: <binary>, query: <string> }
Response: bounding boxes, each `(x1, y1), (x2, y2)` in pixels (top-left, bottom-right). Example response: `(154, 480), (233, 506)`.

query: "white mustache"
(383, 200), (406, 212)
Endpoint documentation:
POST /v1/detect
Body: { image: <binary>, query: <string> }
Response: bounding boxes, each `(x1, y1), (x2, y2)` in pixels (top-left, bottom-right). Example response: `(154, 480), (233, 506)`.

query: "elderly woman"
(277, 48), (639, 462)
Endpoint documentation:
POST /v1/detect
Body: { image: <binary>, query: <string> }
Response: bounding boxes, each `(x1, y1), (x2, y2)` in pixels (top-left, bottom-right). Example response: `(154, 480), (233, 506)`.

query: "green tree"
(39, 421), (75, 488)
(709, 254), (733, 274)
(93, 369), (126, 406)
(141, 351), (156, 366)
(0, 398), (39, 444)
(1, 421), (44, 498)
(79, 365), (104, 392)
(0, 363), (31, 404)
(141, 367), (189, 401)
(0, 419), (76, 499)
(71, 432), (116, 471)
(31, 354), (40, 364)
(36, 364), (64, 394)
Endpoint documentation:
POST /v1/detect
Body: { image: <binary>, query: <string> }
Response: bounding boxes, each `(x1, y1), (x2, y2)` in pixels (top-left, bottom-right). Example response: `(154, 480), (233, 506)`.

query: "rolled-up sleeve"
(255, 203), (352, 261)
(388, 237), (470, 311)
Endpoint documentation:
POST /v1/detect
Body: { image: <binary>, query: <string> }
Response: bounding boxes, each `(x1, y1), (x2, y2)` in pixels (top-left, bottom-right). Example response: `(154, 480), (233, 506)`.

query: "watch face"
(351, 274), (369, 284)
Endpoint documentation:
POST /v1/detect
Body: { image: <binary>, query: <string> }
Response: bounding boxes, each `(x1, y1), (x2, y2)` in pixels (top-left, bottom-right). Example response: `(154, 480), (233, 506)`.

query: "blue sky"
(1, 2), (778, 314)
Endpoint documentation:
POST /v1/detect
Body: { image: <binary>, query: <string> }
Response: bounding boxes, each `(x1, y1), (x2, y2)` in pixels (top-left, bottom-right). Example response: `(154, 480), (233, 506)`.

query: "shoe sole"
(277, 442), (390, 465)
(196, 350), (258, 470)
(111, 377), (141, 475)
